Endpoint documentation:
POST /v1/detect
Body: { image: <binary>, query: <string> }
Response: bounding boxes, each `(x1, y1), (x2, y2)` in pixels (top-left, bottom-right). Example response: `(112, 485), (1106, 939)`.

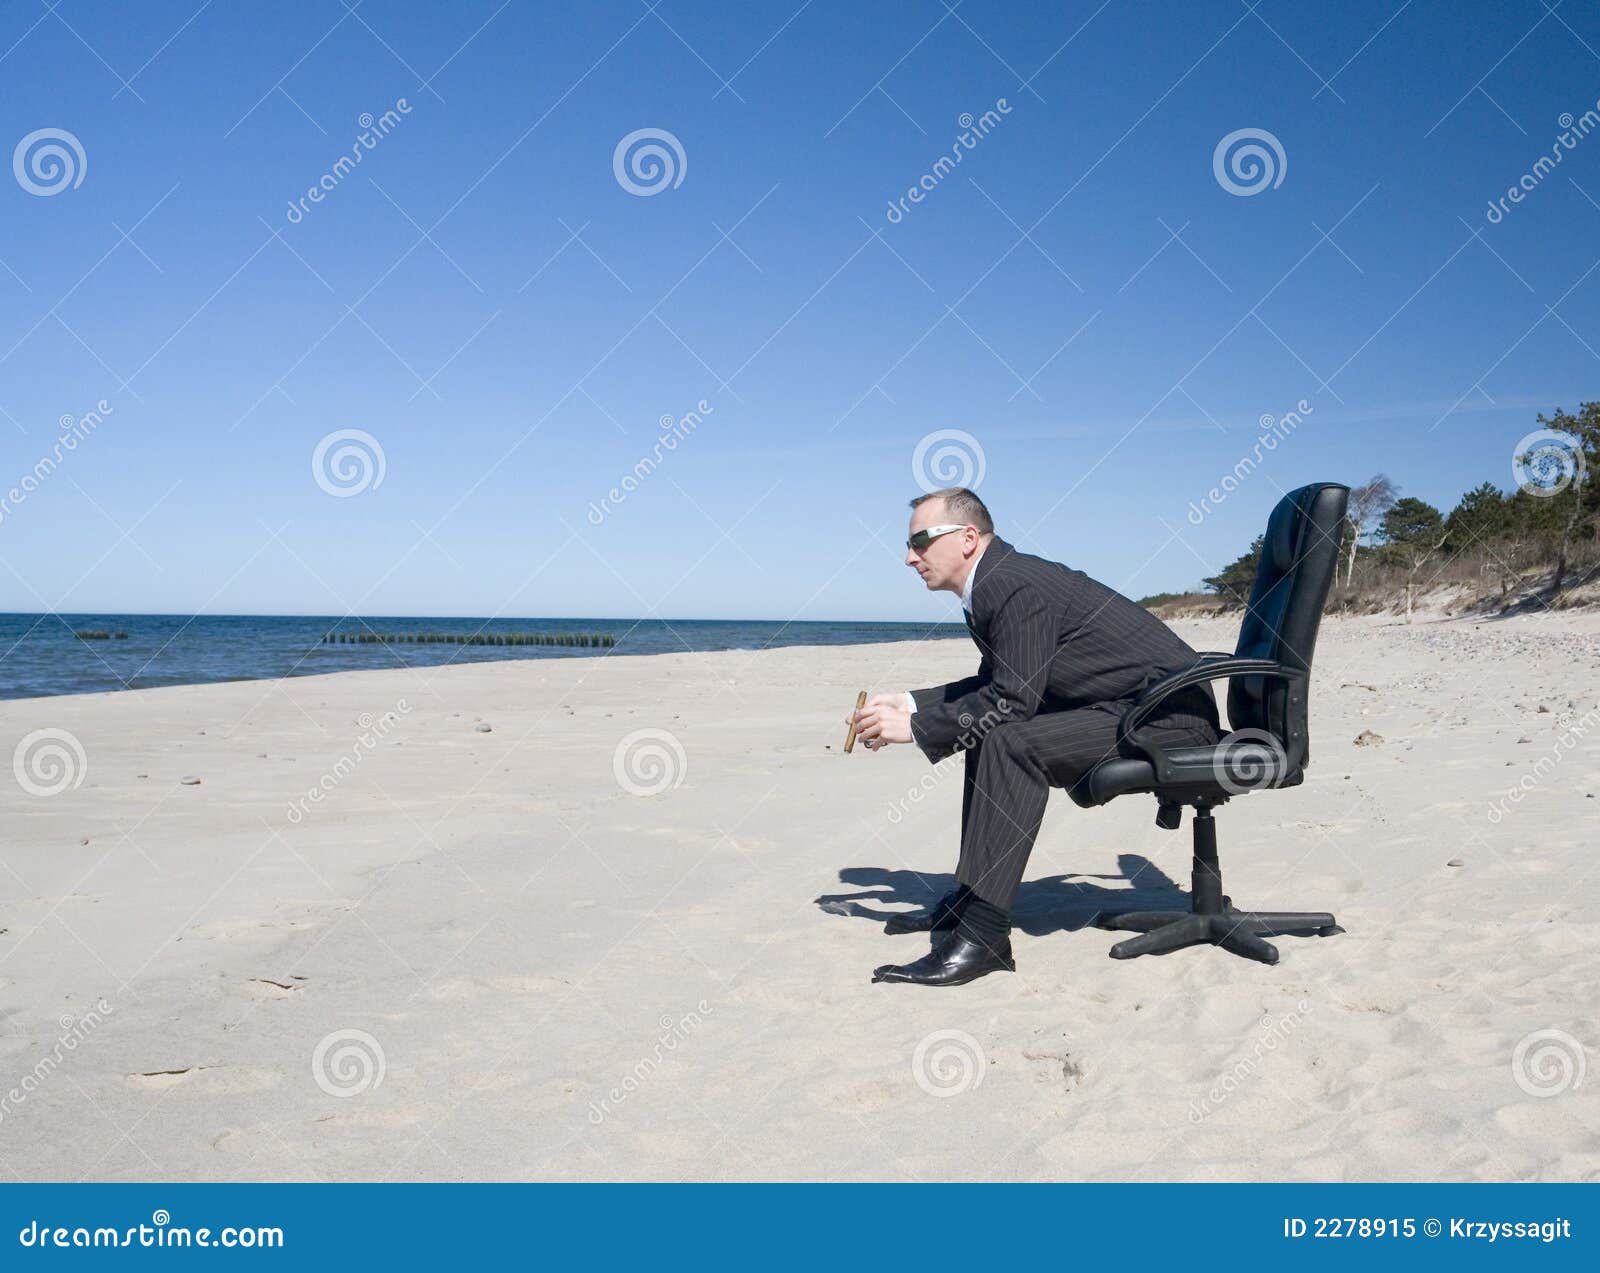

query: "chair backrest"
(1228, 483), (1350, 777)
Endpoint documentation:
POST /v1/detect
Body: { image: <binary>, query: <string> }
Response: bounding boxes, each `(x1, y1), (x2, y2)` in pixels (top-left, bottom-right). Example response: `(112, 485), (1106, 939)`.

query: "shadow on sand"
(816, 853), (1190, 938)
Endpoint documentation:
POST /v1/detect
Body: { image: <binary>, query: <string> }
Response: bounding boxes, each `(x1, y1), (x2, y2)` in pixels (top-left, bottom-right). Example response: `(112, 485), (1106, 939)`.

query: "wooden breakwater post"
(322, 631), (617, 648)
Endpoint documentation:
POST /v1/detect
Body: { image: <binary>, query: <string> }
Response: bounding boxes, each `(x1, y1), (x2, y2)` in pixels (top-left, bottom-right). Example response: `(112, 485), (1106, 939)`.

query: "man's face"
(905, 498), (977, 591)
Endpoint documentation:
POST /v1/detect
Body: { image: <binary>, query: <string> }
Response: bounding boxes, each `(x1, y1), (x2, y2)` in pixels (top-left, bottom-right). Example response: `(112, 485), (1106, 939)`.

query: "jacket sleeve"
(907, 581), (1054, 762)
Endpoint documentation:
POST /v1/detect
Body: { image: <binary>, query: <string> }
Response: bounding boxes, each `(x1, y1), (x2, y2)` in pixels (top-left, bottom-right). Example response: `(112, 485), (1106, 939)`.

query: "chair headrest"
(1264, 491), (1302, 575)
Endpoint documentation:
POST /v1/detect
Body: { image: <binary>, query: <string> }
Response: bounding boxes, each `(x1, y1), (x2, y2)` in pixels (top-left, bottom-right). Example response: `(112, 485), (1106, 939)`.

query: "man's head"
(906, 487), (994, 593)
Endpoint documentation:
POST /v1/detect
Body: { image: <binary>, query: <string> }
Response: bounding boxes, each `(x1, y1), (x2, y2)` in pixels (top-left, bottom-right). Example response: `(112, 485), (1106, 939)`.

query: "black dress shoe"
(871, 933), (1015, 986)
(883, 892), (963, 935)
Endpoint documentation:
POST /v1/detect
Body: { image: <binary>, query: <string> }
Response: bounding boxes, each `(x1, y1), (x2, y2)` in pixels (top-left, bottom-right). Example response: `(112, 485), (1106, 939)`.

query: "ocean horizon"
(0, 613), (969, 701)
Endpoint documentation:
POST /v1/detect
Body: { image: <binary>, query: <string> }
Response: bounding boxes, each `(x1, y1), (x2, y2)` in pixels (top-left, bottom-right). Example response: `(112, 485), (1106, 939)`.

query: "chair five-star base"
(1095, 804), (1342, 966)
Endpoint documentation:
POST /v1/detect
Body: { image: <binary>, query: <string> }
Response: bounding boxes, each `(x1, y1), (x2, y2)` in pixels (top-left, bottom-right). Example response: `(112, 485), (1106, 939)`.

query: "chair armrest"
(1116, 657), (1306, 780)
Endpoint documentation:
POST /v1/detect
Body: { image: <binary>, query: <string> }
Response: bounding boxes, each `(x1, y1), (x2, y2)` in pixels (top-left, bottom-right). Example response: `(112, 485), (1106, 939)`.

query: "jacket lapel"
(967, 538), (1011, 623)
(964, 537), (1009, 647)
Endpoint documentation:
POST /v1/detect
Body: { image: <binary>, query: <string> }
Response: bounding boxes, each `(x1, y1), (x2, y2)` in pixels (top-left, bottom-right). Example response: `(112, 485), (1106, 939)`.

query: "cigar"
(844, 690), (868, 753)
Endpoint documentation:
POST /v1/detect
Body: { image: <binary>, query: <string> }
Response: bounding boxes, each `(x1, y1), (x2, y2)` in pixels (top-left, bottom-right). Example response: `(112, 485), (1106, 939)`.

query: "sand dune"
(0, 611), (1596, 1181)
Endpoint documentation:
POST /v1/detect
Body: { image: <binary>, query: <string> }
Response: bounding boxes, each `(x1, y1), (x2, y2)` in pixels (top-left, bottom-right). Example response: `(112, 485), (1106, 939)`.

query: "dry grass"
(1144, 549), (1600, 621)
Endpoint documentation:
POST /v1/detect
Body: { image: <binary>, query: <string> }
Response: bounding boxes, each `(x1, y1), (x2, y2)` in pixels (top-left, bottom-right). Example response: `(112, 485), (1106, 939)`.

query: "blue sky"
(2, 0), (1597, 621)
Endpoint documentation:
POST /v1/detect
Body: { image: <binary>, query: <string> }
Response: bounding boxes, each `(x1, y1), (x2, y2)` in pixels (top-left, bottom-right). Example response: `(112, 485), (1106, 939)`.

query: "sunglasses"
(906, 524), (968, 552)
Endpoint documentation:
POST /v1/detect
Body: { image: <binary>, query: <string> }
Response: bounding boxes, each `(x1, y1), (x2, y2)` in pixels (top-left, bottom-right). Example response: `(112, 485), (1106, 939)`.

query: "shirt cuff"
(904, 691), (917, 715)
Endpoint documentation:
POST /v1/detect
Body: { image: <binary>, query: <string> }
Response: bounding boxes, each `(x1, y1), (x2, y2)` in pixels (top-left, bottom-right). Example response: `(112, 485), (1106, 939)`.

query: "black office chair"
(1069, 482), (1351, 965)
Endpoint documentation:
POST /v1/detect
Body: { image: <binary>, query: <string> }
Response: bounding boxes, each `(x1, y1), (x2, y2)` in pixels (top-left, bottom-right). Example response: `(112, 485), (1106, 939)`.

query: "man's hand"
(847, 693), (912, 750)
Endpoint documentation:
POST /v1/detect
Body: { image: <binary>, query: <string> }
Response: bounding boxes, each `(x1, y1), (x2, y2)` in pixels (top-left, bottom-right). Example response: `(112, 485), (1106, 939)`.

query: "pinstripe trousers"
(955, 685), (1220, 911)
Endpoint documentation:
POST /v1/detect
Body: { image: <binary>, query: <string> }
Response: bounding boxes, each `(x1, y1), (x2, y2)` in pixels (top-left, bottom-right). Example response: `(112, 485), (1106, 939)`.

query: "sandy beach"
(1, 611), (1596, 1182)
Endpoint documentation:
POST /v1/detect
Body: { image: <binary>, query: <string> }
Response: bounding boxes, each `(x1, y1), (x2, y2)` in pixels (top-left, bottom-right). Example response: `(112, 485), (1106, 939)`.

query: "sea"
(0, 614), (970, 700)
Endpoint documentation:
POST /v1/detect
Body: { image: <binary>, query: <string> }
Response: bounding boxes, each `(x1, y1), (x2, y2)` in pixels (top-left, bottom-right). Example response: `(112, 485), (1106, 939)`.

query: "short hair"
(909, 487), (994, 534)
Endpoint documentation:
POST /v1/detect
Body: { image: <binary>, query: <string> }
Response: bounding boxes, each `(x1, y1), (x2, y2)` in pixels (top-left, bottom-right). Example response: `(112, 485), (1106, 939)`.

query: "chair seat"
(1068, 741), (1301, 808)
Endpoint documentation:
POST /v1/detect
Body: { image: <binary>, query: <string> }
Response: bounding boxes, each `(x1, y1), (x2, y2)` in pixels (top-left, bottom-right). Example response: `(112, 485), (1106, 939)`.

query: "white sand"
(1, 611), (1597, 1181)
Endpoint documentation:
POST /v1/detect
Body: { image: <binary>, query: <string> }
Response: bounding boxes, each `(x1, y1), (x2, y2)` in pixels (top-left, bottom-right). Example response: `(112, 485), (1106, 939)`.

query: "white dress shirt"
(904, 543), (986, 716)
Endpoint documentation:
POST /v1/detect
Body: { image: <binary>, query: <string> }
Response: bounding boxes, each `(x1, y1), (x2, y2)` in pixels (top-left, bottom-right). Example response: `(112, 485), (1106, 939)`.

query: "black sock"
(932, 884), (972, 925)
(955, 893), (1010, 947)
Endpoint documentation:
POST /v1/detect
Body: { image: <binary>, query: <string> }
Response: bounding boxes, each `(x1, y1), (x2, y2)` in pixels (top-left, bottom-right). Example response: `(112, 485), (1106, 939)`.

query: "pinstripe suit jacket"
(908, 536), (1213, 764)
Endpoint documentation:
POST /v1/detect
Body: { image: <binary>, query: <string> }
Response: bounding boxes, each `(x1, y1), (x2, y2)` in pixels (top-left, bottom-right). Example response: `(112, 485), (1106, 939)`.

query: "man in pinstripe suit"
(847, 487), (1221, 986)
